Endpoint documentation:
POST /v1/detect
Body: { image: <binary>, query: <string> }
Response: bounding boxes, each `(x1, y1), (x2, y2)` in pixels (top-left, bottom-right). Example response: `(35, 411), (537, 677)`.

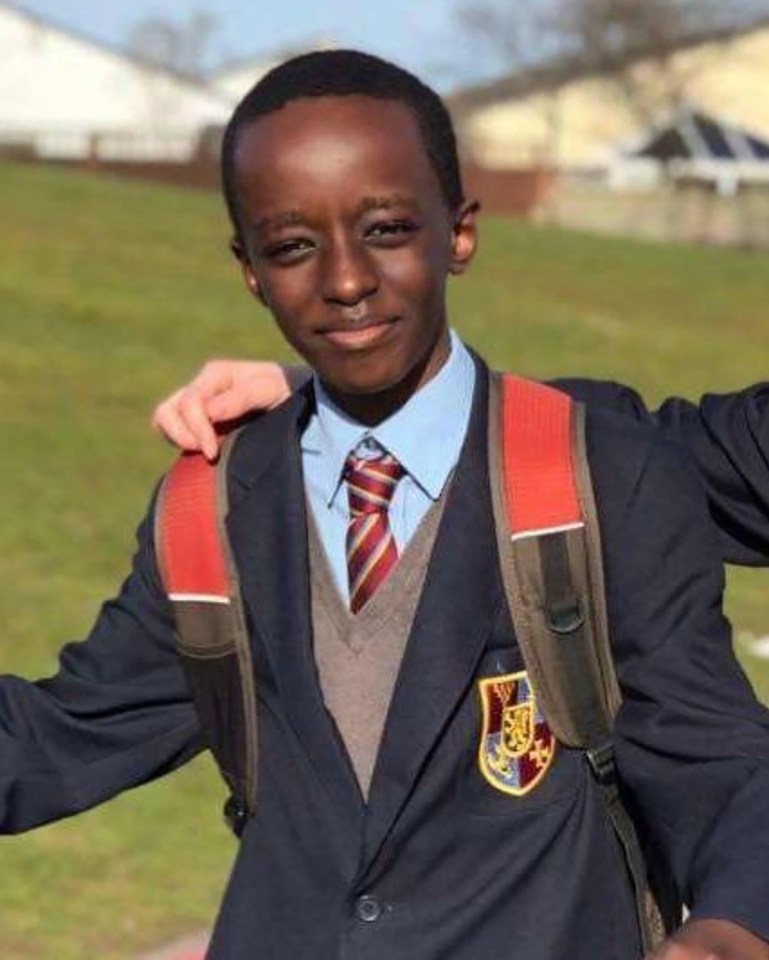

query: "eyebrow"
(356, 194), (420, 215)
(251, 210), (306, 233)
(250, 194), (421, 234)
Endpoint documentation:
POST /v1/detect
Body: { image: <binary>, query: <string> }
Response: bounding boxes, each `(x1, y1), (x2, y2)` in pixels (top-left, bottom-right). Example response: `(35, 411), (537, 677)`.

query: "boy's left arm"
(559, 379), (769, 567)
(588, 408), (769, 956)
(654, 385), (769, 569)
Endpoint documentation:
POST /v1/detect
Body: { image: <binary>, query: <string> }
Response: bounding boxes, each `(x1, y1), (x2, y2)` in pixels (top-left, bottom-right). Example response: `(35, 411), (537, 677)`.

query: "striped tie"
(344, 450), (404, 614)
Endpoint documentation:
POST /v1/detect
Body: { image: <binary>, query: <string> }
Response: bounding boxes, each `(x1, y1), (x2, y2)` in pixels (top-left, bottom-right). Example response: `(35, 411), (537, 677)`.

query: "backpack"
(154, 372), (677, 952)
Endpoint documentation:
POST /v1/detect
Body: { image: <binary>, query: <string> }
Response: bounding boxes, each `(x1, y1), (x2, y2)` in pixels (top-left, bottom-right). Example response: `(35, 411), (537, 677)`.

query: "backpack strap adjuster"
(546, 600), (585, 635)
(586, 740), (617, 787)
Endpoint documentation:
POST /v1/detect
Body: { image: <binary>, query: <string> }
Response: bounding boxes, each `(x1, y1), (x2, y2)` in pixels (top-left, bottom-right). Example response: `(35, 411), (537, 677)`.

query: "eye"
(366, 219), (420, 245)
(262, 237), (314, 264)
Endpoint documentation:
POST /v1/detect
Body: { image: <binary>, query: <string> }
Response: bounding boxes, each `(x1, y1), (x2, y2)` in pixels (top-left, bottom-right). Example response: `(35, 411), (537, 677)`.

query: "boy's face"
(232, 95), (477, 420)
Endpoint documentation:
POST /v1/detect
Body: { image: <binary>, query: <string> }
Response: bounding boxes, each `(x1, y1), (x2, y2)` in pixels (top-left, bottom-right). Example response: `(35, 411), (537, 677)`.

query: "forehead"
(232, 95), (444, 213)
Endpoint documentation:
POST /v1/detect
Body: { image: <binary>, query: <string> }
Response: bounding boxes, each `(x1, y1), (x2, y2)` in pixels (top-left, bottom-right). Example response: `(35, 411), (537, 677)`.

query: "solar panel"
(746, 133), (769, 159)
(693, 113), (735, 160)
(637, 127), (688, 160)
(632, 109), (769, 168)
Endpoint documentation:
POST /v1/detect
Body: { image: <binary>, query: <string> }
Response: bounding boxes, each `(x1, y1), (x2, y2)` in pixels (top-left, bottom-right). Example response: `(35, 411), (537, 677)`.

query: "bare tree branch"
(127, 9), (219, 78)
(454, 1), (527, 67)
(453, 0), (769, 129)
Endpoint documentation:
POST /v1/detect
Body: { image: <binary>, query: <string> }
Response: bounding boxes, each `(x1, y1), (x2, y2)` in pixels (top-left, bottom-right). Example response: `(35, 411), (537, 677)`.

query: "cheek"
(256, 265), (317, 320)
(379, 246), (448, 310)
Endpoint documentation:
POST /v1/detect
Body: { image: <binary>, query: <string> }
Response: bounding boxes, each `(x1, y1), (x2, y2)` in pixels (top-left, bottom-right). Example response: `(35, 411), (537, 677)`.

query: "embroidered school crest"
(478, 671), (556, 796)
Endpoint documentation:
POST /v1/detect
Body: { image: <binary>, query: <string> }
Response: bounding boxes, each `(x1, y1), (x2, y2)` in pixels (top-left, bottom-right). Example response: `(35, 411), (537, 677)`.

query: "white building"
(0, 2), (232, 161)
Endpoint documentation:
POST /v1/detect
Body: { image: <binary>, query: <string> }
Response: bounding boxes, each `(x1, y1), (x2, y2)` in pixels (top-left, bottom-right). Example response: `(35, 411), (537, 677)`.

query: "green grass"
(0, 161), (768, 957)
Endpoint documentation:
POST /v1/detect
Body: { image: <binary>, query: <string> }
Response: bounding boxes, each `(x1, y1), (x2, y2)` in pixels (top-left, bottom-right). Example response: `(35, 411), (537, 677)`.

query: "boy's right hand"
(152, 359), (310, 460)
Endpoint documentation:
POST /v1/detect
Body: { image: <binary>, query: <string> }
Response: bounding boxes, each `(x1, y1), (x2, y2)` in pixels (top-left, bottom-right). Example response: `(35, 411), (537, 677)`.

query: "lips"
(319, 315), (399, 349)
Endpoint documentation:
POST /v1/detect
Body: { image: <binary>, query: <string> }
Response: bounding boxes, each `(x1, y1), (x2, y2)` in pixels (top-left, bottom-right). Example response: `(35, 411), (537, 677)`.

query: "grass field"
(0, 161), (768, 958)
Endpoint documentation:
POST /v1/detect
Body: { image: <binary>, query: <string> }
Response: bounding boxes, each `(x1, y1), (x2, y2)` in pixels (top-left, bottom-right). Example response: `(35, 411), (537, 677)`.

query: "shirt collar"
(301, 329), (476, 506)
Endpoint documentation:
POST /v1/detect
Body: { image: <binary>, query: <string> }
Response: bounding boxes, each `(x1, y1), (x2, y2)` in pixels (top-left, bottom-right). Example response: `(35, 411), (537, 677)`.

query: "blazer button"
(355, 895), (382, 923)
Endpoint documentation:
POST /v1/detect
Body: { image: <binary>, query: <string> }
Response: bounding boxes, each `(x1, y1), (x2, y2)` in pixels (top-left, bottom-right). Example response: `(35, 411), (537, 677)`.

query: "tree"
(452, 2), (540, 76)
(540, 0), (766, 127)
(127, 9), (219, 78)
(455, 0), (769, 127)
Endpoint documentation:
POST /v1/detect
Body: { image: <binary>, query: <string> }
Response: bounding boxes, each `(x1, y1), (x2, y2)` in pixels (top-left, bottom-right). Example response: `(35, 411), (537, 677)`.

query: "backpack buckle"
(546, 600), (584, 636)
(224, 795), (249, 838)
(586, 741), (616, 787)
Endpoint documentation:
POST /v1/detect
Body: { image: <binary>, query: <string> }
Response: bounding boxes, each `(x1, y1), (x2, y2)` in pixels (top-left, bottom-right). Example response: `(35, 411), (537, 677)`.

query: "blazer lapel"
(225, 393), (364, 837)
(361, 363), (501, 867)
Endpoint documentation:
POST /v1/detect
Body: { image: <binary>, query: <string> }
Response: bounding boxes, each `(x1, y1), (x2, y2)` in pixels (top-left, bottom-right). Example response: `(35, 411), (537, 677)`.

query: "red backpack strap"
(500, 374), (582, 539)
(157, 454), (230, 602)
(155, 432), (257, 837)
(488, 371), (674, 950)
(490, 372), (620, 745)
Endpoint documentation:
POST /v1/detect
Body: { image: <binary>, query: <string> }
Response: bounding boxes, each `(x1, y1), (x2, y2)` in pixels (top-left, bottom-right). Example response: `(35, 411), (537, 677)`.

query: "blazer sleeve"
(588, 409), (769, 941)
(555, 378), (769, 566)
(0, 492), (203, 834)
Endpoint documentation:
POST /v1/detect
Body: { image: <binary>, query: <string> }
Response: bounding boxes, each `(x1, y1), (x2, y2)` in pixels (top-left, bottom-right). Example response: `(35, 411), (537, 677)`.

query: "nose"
(321, 235), (379, 306)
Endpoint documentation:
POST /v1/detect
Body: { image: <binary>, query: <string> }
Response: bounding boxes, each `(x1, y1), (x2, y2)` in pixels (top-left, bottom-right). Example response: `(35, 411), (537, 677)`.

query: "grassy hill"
(0, 161), (767, 958)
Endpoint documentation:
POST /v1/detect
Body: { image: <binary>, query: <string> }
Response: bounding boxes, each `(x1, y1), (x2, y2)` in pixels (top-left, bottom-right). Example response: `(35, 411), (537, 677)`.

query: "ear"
(230, 237), (265, 303)
(449, 199), (480, 276)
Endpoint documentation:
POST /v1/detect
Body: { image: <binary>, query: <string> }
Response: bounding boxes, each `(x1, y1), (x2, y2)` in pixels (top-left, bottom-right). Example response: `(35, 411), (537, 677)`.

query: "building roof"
(2, 1), (232, 102)
(447, 15), (769, 119)
(633, 108), (769, 163)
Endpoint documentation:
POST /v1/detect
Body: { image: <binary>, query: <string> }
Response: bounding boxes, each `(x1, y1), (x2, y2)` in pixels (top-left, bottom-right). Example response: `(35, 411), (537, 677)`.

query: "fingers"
(151, 388), (206, 454)
(178, 388), (221, 461)
(157, 359), (242, 460)
(151, 359), (309, 460)
(152, 380), (222, 462)
(206, 389), (258, 422)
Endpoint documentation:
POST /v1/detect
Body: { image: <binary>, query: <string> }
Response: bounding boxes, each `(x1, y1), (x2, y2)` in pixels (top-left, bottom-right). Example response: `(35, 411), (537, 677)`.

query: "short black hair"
(221, 49), (464, 241)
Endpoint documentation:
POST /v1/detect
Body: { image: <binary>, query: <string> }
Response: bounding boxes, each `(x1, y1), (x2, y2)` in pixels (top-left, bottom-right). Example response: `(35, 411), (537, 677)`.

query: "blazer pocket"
(457, 645), (584, 816)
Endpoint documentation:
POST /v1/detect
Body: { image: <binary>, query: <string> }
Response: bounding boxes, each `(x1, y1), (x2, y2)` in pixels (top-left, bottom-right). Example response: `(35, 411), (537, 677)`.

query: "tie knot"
(344, 451), (404, 517)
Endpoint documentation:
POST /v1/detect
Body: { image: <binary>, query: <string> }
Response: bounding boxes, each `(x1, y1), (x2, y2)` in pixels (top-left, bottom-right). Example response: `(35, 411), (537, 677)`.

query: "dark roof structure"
(633, 109), (769, 163)
(616, 107), (769, 188)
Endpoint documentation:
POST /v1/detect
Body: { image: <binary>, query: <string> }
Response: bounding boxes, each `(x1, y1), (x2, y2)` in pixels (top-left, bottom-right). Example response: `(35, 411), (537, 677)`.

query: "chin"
(318, 355), (406, 395)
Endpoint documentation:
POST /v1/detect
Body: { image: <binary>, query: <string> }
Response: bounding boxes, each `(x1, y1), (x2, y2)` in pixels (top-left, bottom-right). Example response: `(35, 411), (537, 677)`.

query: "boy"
(3, 50), (769, 960)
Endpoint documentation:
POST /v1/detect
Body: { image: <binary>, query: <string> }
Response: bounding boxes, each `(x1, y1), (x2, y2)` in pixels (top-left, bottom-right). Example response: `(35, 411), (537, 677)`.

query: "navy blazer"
(556, 379), (769, 566)
(1, 366), (769, 959)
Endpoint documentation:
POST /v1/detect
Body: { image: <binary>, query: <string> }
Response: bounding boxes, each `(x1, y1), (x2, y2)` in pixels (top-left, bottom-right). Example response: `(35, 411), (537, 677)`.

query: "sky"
(10, 0), (507, 90)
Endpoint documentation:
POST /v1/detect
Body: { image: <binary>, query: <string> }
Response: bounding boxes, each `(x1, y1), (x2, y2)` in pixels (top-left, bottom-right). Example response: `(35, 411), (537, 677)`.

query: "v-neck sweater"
(307, 491), (449, 799)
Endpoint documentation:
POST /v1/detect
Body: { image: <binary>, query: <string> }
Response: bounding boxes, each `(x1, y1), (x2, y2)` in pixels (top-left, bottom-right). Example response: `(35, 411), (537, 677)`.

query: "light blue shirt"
(301, 330), (477, 602)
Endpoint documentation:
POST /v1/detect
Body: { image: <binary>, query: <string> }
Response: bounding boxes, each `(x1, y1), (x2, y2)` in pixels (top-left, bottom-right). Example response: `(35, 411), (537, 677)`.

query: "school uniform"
(1, 341), (768, 959)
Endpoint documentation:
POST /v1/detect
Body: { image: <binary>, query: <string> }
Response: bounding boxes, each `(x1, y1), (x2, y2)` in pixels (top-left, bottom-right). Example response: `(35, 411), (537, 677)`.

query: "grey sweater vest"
(307, 497), (447, 797)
